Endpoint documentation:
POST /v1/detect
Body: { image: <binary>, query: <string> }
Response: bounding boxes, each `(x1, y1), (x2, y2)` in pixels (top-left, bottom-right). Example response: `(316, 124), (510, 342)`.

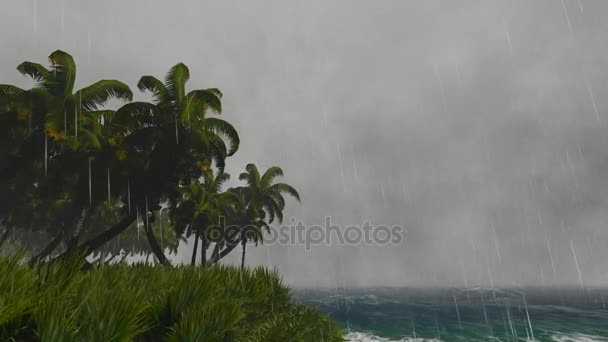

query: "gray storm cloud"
(2, 0), (608, 287)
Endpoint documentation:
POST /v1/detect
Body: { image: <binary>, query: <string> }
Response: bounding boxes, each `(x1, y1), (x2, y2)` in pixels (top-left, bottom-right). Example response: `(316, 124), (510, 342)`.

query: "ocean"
(295, 287), (608, 341)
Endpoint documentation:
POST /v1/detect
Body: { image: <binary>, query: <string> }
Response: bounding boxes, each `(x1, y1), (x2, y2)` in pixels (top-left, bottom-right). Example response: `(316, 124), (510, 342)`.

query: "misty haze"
(2, 1), (608, 341)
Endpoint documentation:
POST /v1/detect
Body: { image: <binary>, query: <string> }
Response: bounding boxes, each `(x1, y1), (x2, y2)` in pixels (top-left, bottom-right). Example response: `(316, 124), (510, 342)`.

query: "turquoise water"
(295, 287), (608, 341)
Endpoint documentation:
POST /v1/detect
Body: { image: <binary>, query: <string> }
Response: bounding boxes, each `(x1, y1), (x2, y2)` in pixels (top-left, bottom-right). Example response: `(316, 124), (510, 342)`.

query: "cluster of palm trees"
(0, 50), (299, 268)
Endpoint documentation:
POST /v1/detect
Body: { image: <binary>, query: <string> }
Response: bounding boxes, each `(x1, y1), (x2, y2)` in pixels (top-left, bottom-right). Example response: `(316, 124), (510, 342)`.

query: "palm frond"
(75, 80), (133, 112)
(210, 172), (231, 193)
(203, 118), (239, 156)
(270, 183), (301, 202)
(48, 50), (77, 95)
(16, 62), (52, 85)
(165, 63), (190, 106)
(113, 102), (158, 127)
(260, 167), (284, 190)
(185, 89), (222, 118)
(0, 84), (25, 98)
(244, 164), (261, 189)
(137, 76), (169, 105)
(207, 134), (228, 170)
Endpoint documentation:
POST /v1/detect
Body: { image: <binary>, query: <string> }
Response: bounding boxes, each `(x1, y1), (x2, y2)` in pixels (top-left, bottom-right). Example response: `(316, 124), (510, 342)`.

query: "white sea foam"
(345, 331), (441, 342)
(551, 333), (607, 342)
(346, 331), (607, 342)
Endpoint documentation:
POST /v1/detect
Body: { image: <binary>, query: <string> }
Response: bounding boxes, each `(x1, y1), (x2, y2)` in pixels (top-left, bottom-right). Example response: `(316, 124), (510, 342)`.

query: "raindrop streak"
(336, 144), (346, 194)
(87, 32), (91, 64)
(159, 207), (163, 248)
(490, 221), (502, 264)
(561, 0), (574, 36)
(570, 240), (584, 288)
(44, 134), (48, 177)
(453, 294), (461, 327)
(175, 115), (179, 144)
(74, 105), (78, 137)
(587, 82), (601, 123)
(455, 63), (463, 88)
(145, 196), (149, 230)
(136, 207), (140, 241)
(523, 294), (535, 340)
(351, 145), (359, 183)
(127, 180), (131, 213)
(506, 303), (517, 340)
(107, 168), (111, 203)
(480, 290), (488, 325)
(60, 0), (65, 32)
(502, 17), (513, 56)
(88, 158), (92, 205)
(33, 0), (37, 32)
(577, 0), (584, 13)
(380, 181), (387, 209)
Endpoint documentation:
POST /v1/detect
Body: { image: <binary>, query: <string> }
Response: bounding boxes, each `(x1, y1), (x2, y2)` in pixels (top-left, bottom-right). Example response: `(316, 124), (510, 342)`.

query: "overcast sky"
(2, 0), (608, 287)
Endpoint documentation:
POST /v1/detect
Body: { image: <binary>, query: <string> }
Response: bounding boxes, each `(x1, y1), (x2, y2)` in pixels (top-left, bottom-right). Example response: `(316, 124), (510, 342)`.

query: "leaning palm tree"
(237, 164), (300, 269)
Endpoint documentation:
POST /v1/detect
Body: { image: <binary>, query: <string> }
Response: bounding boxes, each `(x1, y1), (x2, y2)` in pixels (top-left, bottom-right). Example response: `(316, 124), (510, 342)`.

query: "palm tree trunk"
(190, 230), (200, 266)
(209, 242), (238, 264)
(65, 213), (136, 258)
(66, 209), (89, 251)
(144, 220), (170, 266)
(208, 227), (240, 264)
(211, 243), (219, 260)
(200, 232), (207, 267)
(30, 232), (63, 265)
(0, 226), (10, 252)
(240, 240), (246, 270)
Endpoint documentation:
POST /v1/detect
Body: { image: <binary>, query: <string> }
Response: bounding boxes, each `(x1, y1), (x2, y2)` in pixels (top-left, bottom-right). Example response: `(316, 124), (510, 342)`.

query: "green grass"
(0, 253), (343, 341)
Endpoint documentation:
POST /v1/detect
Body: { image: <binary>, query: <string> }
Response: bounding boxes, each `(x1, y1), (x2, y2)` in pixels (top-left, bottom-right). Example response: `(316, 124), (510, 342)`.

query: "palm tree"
(81, 63), (241, 263)
(172, 169), (236, 266)
(237, 164), (300, 269)
(1, 50), (132, 141)
(0, 50), (133, 260)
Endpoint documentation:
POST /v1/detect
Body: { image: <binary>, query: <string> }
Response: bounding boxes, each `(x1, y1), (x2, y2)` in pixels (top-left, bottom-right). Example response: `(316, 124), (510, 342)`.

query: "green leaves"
(137, 76), (169, 105)
(16, 62), (52, 86)
(270, 183), (301, 202)
(260, 167), (284, 190)
(204, 117), (239, 156)
(1, 51), (304, 292)
(48, 50), (76, 96)
(74, 80), (133, 112)
(0, 84), (24, 98)
(186, 88), (222, 116)
(164, 63), (190, 107)
(0, 258), (341, 341)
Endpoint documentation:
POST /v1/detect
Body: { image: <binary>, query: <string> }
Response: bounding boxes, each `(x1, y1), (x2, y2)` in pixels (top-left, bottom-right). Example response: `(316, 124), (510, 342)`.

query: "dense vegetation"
(0, 51), (341, 340)
(0, 50), (298, 267)
(0, 254), (343, 341)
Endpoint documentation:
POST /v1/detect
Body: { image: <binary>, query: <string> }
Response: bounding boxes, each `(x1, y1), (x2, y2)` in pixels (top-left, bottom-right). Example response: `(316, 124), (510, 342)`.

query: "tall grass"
(0, 254), (343, 341)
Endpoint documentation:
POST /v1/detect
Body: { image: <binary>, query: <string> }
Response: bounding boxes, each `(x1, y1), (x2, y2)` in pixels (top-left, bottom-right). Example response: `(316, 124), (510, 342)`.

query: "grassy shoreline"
(0, 254), (343, 341)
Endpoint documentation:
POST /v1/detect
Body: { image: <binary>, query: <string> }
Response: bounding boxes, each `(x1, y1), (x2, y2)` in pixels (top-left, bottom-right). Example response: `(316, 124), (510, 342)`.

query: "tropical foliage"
(0, 254), (343, 341)
(0, 50), (340, 341)
(0, 50), (299, 268)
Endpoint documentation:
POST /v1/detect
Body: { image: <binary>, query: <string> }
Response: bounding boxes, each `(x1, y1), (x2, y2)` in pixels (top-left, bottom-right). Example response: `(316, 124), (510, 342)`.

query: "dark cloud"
(2, 0), (608, 287)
